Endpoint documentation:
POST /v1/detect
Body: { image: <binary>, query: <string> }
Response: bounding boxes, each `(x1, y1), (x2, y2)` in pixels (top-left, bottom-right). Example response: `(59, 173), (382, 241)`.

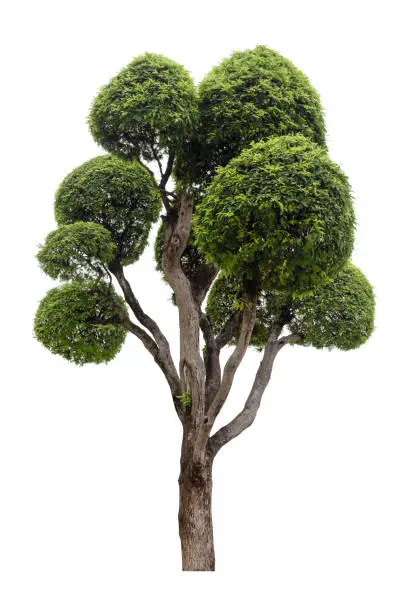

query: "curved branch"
(204, 298), (257, 429)
(200, 312), (221, 408)
(163, 194), (206, 437)
(110, 262), (181, 404)
(215, 311), (241, 350)
(123, 319), (184, 421)
(209, 328), (301, 456)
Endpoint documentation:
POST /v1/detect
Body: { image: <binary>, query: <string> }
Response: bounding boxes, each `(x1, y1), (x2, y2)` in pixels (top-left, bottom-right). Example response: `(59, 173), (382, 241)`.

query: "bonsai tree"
(34, 47), (375, 571)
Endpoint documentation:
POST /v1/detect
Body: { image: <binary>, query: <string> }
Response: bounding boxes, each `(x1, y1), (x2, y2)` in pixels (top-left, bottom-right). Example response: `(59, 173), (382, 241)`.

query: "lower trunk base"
(178, 457), (215, 571)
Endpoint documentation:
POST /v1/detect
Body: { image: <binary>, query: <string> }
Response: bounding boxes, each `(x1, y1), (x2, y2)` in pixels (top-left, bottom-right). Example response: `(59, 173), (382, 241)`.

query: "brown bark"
(178, 440), (215, 571)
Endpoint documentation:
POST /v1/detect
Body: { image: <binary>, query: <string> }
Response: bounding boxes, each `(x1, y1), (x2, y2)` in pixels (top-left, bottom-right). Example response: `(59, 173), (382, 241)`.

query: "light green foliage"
(88, 53), (198, 159)
(194, 134), (355, 293)
(176, 392), (192, 408)
(37, 222), (115, 281)
(289, 263), (375, 350)
(34, 281), (128, 365)
(175, 45), (325, 187)
(54, 155), (161, 265)
(206, 273), (291, 348)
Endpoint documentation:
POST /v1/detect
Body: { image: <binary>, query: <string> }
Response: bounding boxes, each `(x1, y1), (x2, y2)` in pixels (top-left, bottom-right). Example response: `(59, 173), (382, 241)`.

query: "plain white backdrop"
(1, 0), (407, 609)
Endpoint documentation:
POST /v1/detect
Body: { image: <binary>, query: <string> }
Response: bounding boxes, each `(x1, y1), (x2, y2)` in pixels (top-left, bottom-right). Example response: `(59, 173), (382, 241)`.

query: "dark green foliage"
(54, 155), (161, 265)
(206, 273), (291, 348)
(34, 281), (128, 365)
(37, 222), (115, 281)
(194, 135), (355, 293)
(206, 264), (375, 351)
(289, 263), (375, 350)
(175, 45), (325, 188)
(88, 53), (198, 160)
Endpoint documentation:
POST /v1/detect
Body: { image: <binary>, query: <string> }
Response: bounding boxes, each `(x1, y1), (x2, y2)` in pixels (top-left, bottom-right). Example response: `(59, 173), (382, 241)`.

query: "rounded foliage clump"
(289, 263), (375, 350)
(37, 222), (116, 281)
(34, 281), (128, 365)
(88, 53), (198, 159)
(206, 273), (292, 348)
(175, 45), (325, 187)
(54, 155), (161, 265)
(194, 134), (355, 293)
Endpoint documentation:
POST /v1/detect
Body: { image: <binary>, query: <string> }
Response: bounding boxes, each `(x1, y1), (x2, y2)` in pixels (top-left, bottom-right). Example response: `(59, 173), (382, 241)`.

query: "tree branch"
(215, 311), (241, 350)
(200, 312), (221, 408)
(123, 319), (184, 421)
(191, 263), (218, 308)
(204, 298), (258, 430)
(209, 327), (301, 456)
(159, 149), (175, 190)
(109, 262), (182, 410)
(162, 194), (206, 444)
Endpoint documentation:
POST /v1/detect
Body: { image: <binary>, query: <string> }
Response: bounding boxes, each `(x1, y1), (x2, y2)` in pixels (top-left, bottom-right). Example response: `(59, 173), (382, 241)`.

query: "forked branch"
(204, 298), (258, 430)
(109, 262), (181, 411)
(209, 328), (301, 456)
(123, 319), (183, 420)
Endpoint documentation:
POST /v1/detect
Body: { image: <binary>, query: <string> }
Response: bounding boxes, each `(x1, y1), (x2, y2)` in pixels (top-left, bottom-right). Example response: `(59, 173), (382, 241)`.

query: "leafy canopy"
(175, 45), (326, 188)
(35, 46), (375, 369)
(37, 222), (115, 281)
(54, 155), (161, 265)
(88, 53), (198, 160)
(194, 134), (355, 293)
(34, 281), (127, 365)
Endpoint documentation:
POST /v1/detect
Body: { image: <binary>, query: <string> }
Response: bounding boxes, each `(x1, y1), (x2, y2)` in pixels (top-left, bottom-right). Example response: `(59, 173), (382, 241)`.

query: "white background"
(1, 0), (407, 610)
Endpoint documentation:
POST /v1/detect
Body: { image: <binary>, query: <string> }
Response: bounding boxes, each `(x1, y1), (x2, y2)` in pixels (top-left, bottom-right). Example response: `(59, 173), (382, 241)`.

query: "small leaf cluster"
(194, 134), (355, 293)
(175, 45), (325, 188)
(55, 155), (161, 265)
(34, 281), (128, 365)
(37, 222), (115, 281)
(88, 53), (198, 159)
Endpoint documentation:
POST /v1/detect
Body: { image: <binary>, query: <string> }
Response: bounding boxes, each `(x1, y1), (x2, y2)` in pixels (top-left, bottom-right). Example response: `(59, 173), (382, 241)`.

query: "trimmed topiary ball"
(289, 263), (375, 350)
(194, 134), (355, 293)
(88, 53), (198, 159)
(37, 222), (116, 281)
(175, 45), (326, 187)
(34, 281), (128, 365)
(54, 155), (161, 265)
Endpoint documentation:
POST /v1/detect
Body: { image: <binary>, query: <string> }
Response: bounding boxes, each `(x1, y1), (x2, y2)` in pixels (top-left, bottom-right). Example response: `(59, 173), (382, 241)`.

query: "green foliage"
(54, 155), (161, 265)
(175, 45), (325, 188)
(34, 281), (128, 365)
(176, 392), (192, 408)
(206, 273), (291, 348)
(37, 222), (115, 281)
(88, 53), (198, 160)
(194, 134), (355, 293)
(289, 263), (375, 350)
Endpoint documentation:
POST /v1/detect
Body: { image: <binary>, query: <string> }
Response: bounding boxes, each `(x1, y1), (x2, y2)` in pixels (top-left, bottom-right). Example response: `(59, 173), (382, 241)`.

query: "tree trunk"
(178, 450), (215, 571)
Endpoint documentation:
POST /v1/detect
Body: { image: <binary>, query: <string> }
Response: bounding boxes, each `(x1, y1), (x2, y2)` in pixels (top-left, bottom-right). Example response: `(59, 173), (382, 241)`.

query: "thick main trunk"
(178, 452), (215, 571)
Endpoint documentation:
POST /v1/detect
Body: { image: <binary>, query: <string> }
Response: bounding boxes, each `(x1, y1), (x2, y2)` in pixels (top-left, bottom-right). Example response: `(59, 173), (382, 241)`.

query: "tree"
(34, 47), (375, 571)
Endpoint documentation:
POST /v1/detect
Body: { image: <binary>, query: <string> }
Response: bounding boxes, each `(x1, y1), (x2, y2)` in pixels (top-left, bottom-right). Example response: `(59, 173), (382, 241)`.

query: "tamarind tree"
(34, 47), (375, 571)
